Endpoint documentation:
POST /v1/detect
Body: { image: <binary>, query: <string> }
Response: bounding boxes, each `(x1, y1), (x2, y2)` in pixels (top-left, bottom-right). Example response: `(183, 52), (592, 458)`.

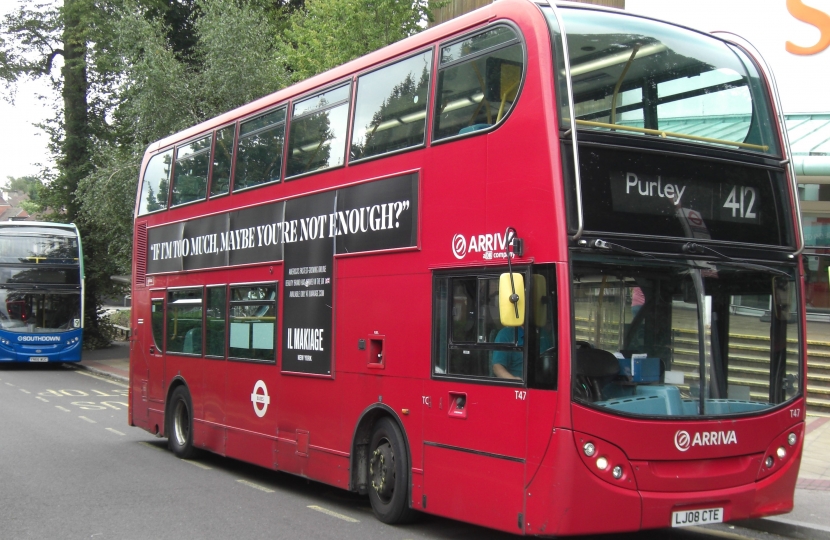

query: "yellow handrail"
(572, 119), (769, 151)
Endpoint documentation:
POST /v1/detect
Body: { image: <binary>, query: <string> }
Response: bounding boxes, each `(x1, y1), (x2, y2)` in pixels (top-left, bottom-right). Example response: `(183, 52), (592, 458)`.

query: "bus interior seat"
(459, 123), (491, 135)
(183, 327), (202, 355)
(575, 348), (619, 401)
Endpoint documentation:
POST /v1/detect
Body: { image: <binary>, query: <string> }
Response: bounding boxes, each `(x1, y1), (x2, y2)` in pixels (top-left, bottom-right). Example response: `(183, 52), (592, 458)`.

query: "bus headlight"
(583, 442), (596, 457)
(575, 431), (636, 490)
(758, 424), (803, 481)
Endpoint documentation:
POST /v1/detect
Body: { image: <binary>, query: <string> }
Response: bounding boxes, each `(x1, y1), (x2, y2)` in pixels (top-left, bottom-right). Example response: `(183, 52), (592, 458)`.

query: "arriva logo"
(17, 335), (61, 343)
(787, 0), (830, 55)
(452, 234), (467, 260)
(451, 232), (511, 260)
(674, 429), (737, 452)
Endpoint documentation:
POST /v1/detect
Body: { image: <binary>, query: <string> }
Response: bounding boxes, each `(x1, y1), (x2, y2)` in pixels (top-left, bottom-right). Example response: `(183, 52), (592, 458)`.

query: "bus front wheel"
(368, 417), (416, 524)
(168, 386), (198, 459)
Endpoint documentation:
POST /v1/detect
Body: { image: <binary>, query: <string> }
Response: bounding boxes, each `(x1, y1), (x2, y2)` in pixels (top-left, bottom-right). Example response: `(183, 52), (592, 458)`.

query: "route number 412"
(723, 185), (757, 219)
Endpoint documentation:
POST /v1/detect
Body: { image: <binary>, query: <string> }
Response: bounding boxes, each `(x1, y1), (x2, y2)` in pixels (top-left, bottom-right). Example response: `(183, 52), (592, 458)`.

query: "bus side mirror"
(499, 273), (525, 327)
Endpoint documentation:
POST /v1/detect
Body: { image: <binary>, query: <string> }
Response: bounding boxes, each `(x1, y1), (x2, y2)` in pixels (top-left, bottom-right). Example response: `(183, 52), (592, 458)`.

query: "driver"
(492, 326), (552, 380)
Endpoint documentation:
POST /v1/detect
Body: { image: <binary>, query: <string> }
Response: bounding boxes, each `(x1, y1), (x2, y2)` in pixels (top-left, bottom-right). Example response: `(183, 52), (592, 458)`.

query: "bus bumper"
(524, 428), (800, 536)
(0, 331), (83, 363)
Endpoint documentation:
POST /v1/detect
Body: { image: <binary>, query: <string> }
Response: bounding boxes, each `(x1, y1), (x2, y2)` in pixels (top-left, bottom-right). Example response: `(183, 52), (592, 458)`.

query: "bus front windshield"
(572, 254), (800, 417)
(544, 6), (781, 155)
(0, 290), (82, 333)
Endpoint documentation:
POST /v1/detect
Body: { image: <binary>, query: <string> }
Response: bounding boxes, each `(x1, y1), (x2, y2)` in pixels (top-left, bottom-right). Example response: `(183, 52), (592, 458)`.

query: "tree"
(2, 0), (440, 348)
(282, 0), (442, 81)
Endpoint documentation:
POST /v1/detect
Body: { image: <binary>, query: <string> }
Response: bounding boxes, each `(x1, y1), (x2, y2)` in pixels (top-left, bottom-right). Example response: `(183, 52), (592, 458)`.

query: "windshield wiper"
(682, 242), (791, 278)
(587, 239), (706, 270)
(588, 239), (656, 258)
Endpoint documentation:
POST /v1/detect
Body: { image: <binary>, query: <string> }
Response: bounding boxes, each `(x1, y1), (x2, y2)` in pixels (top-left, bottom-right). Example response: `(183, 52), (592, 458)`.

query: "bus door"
(422, 271), (530, 533)
(147, 292), (166, 405)
(221, 283), (279, 470)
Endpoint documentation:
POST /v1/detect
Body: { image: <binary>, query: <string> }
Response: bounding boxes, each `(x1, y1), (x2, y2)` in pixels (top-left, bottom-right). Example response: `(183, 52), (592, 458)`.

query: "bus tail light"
(757, 424), (803, 481)
(574, 431), (637, 490)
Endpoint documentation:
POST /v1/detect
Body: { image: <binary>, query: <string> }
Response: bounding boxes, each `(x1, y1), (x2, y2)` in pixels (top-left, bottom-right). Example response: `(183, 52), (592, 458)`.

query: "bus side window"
(529, 266), (557, 390)
(351, 49), (433, 162)
(235, 108), (286, 191)
(172, 135), (211, 207)
(167, 288), (204, 356)
(434, 25), (524, 141)
(151, 298), (165, 352)
(206, 285), (227, 358)
(228, 284), (277, 363)
(432, 272), (526, 382)
(210, 125), (235, 197)
(286, 85), (351, 179)
(138, 149), (173, 215)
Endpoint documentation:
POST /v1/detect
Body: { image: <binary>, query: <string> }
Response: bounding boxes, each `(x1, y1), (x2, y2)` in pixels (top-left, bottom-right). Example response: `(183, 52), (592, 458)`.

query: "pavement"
(76, 341), (830, 539)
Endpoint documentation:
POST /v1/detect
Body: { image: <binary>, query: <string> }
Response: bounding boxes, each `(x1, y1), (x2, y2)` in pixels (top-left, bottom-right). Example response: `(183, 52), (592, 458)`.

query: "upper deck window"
(138, 149), (173, 215)
(172, 135), (211, 207)
(548, 8), (780, 155)
(351, 50), (433, 162)
(286, 84), (350, 179)
(210, 125), (235, 197)
(433, 25), (525, 141)
(235, 108), (286, 191)
(0, 229), (79, 263)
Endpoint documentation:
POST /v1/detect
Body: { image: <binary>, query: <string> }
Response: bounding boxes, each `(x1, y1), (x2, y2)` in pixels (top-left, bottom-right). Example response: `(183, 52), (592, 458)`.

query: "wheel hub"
(370, 441), (395, 501)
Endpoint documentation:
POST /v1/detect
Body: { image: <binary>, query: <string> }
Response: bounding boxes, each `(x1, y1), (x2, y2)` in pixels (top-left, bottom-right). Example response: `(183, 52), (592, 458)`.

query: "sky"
(0, 1), (58, 187)
(626, 0), (830, 114)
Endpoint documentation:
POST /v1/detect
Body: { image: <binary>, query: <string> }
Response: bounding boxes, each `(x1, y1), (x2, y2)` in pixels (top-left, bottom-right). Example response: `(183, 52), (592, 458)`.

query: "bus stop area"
(75, 341), (830, 539)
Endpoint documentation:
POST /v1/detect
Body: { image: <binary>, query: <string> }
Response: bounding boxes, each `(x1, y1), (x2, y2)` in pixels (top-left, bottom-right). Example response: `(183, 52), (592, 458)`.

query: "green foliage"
(282, 0), (442, 81)
(2, 0), (440, 347)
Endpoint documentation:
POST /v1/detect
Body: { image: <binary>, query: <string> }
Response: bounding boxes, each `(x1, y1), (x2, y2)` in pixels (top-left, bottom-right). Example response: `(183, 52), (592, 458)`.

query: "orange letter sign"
(786, 0), (830, 55)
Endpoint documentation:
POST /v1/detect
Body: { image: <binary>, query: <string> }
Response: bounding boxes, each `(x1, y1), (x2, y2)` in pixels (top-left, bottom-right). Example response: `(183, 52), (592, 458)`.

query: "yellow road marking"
(55, 406), (70, 412)
(181, 459), (212, 470)
(79, 416), (97, 423)
(307, 505), (359, 523)
(237, 479), (275, 493)
(5, 382), (15, 386)
(35, 396), (49, 402)
(105, 428), (125, 436)
(73, 370), (128, 388)
(19, 389), (31, 394)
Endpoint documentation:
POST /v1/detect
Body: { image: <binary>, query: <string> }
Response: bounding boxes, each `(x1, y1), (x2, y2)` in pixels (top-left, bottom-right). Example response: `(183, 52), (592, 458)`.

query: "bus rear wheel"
(168, 386), (199, 459)
(368, 417), (416, 524)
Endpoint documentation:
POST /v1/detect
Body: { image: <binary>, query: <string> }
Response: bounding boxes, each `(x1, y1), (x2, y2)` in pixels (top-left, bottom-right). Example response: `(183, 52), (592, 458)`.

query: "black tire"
(368, 417), (417, 524)
(167, 386), (199, 459)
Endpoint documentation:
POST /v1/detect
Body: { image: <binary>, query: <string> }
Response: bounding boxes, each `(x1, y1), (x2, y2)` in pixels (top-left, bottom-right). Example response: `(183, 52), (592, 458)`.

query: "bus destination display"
(578, 146), (793, 246)
(610, 171), (761, 225)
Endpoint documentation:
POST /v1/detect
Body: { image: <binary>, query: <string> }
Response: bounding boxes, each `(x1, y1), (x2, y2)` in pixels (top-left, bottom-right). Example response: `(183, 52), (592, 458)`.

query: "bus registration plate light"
(671, 507), (723, 527)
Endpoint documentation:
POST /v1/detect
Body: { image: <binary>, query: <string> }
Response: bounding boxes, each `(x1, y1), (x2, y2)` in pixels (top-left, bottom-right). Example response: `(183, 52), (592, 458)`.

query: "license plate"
(672, 507), (723, 527)
(29, 357), (48, 362)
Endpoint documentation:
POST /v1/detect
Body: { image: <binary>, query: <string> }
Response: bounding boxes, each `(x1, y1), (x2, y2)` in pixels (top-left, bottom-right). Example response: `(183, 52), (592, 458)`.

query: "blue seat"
(459, 123), (491, 135)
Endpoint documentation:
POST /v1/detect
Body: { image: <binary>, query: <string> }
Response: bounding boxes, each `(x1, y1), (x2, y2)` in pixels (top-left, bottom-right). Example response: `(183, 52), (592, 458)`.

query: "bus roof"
(0, 221), (78, 233)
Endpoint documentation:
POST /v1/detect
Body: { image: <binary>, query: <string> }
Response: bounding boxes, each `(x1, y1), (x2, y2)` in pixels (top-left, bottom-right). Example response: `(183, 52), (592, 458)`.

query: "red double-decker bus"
(129, 0), (806, 534)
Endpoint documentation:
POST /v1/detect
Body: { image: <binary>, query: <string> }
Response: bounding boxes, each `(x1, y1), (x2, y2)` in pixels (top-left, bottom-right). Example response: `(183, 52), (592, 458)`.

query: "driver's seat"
(575, 348), (620, 401)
